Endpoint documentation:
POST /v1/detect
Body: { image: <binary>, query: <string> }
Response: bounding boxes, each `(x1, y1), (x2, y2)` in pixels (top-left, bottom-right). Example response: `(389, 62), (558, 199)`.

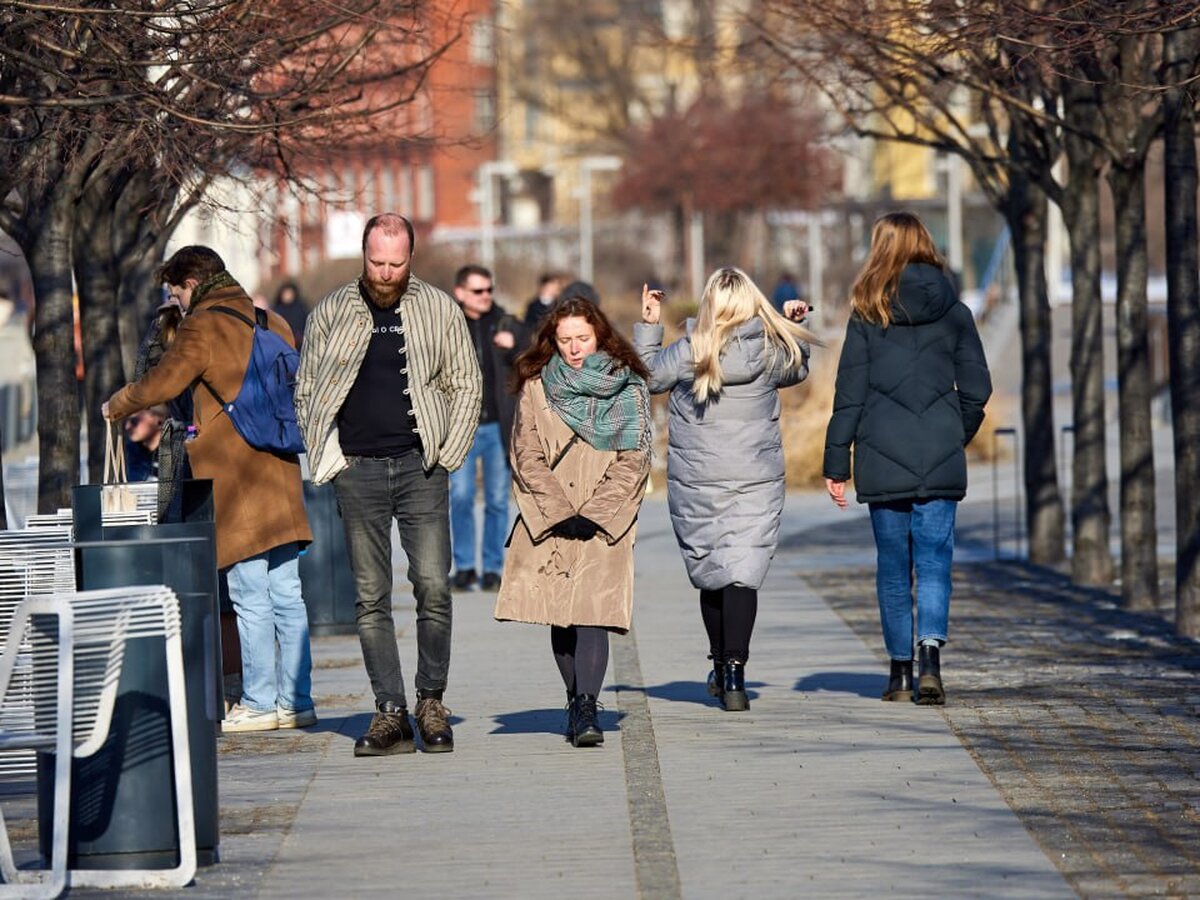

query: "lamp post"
(476, 160), (518, 270)
(578, 155), (622, 283)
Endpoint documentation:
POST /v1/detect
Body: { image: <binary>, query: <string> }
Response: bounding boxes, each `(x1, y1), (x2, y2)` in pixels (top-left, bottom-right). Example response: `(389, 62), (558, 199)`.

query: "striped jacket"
(295, 276), (482, 485)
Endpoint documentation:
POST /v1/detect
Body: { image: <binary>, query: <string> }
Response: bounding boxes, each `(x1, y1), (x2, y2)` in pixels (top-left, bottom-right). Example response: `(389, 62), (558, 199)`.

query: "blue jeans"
(333, 453), (452, 710)
(868, 499), (957, 660)
(225, 543), (313, 714)
(449, 421), (510, 575)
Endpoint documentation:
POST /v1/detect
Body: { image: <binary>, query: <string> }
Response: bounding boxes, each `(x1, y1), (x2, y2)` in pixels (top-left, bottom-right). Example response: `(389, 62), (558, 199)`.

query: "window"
(380, 167), (396, 213)
(399, 165), (413, 214)
(416, 165), (435, 220)
(469, 17), (495, 65)
(475, 90), (496, 133)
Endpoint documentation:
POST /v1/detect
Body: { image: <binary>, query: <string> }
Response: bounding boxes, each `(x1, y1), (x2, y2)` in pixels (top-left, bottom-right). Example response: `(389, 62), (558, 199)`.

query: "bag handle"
(103, 420), (127, 485)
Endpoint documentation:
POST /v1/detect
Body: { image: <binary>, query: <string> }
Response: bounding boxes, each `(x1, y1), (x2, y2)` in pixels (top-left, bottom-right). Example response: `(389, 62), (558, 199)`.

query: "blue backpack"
(200, 306), (306, 455)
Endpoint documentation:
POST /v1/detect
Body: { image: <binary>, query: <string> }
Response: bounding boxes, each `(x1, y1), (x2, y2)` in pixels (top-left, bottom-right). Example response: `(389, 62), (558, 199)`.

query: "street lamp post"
(476, 160), (518, 270)
(578, 156), (622, 283)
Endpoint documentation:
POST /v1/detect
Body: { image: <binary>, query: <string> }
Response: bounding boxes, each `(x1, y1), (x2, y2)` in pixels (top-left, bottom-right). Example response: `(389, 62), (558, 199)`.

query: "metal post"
(577, 156), (622, 284)
(690, 210), (705, 301)
(946, 155), (964, 274)
(476, 160), (518, 271)
(807, 213), (824, 309)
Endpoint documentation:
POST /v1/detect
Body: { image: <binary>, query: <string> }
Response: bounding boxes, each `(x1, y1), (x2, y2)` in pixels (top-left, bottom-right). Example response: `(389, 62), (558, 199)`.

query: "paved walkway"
(73, 491), (1073, 899)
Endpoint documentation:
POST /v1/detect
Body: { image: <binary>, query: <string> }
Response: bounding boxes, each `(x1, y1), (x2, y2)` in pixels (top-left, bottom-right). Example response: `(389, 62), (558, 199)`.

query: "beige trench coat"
(494, 378), (649, 631)
(108, 282), (312, 570)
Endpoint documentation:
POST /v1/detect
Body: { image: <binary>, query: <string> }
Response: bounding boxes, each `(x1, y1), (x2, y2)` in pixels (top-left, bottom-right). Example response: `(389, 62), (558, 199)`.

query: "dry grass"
(779, 335), (1015, 488)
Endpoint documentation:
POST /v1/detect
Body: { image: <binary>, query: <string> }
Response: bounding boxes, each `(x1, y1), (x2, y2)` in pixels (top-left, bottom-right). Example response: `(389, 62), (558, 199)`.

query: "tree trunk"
(26, 206), (82, 514)
(75, 178), (127, 485)
(1163, 27), (1200, 637)
(1004, 168), (1065, 565)
(1107, 161), (1159, 610)
(1059, 85), (1114, 586)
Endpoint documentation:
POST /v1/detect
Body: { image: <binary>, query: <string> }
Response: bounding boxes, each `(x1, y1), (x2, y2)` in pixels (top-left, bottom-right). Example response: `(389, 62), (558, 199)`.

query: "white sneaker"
(222, 703), (279, 733)
(277, 707), (318, 729)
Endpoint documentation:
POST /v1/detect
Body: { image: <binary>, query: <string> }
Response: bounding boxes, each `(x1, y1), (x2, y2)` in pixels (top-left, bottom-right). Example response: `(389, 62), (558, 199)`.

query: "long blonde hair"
(691, 267), (814, 404)
(850, 212), (944, 326)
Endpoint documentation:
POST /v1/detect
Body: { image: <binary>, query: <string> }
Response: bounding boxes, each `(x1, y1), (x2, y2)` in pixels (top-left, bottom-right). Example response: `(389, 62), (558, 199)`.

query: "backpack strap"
(198, 304), (261, 411)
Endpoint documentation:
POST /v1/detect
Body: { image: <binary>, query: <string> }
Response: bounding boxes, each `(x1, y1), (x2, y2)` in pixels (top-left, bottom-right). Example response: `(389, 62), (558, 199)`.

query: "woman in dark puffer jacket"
(823, 212), (992, 705)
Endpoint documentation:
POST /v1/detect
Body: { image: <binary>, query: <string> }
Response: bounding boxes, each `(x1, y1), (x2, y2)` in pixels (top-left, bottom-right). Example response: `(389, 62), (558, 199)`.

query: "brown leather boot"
(353, 701), (415, 757)
(414, 695), (455, 753)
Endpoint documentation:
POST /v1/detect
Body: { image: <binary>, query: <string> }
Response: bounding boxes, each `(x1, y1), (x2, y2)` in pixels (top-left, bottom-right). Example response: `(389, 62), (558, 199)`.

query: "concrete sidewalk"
(162, 492), (1068, 899)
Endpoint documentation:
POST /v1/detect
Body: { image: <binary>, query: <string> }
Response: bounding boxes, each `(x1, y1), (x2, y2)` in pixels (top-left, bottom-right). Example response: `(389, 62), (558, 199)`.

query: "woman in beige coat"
(495, 297), (651, 748)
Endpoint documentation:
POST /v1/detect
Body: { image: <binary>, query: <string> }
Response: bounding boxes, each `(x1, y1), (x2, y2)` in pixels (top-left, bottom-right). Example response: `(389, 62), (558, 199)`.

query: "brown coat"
(494, 378), (649, 631)
(107, 281), (312, 569)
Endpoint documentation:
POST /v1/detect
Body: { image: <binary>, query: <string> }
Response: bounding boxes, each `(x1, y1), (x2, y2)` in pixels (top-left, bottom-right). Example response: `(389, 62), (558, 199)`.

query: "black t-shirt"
(337, 301), (420, 457)
(465, 314), (500, 424)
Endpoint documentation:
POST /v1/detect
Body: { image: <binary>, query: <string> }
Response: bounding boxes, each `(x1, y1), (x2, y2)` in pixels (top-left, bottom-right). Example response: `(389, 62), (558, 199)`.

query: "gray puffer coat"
(634, 318), (809, 590)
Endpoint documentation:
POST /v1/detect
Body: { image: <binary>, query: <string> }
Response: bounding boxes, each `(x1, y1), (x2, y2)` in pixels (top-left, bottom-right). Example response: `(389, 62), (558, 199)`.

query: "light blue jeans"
(225, 542), (314, 714)
(449, 421), (510, 575)
(868, 499), (957, 660)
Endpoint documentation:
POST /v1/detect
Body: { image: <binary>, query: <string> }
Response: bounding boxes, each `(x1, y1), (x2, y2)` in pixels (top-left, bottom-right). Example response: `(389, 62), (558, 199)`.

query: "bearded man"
(296, 213), (481, 756)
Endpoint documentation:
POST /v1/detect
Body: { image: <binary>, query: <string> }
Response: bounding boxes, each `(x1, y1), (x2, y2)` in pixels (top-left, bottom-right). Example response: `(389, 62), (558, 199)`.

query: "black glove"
(551, 515), (601, 540)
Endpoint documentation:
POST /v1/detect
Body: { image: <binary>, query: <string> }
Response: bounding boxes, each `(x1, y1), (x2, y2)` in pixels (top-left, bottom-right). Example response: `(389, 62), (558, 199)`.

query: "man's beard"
(363, 272), (407, 308)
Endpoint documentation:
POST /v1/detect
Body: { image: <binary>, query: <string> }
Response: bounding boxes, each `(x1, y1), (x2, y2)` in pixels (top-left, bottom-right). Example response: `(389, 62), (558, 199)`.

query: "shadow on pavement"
(793, 671), (881, 699)
(490, 707), (627, 735)
(609, 680), (764, 706)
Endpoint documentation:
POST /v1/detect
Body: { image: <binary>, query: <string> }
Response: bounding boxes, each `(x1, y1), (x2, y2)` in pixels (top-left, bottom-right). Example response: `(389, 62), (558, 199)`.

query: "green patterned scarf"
(189, 270), (239, 307)
(541, 352), (651, 452)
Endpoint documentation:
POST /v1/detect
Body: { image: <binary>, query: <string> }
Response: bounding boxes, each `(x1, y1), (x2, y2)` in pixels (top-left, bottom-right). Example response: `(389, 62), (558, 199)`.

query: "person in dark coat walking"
(635, 267), (813, 711)
(823, 212), (992, 706)
(450, 265), (525, 591)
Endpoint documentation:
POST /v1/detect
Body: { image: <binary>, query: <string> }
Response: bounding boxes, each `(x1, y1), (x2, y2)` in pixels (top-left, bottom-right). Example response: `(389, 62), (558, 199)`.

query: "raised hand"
(783, 299), (810, 322)
(641, 283), (663, 325)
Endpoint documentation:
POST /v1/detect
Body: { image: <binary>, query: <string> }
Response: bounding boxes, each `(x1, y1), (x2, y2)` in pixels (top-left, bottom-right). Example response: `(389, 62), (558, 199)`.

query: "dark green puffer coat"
(823, 263), (992, 504)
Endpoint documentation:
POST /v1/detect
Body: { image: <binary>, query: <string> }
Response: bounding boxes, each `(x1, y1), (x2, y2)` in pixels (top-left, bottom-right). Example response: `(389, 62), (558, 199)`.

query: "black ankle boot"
(916, 644), (945, 705)
(882, 659), (913, 702)
(571, 694), (604, 747)
(721, 660), (749, 711)
(707, 654), (725, 699)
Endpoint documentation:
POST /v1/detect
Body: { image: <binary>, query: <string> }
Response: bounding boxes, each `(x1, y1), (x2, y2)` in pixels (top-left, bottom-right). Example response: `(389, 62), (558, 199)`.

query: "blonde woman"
(823, 212), (991, 705)
(634, 268), (812, 711)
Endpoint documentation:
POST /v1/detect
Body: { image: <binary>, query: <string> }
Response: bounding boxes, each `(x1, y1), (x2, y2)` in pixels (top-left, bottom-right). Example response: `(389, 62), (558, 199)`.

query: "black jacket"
(462, 304), (525, 449)
(823, 263), (992, 504)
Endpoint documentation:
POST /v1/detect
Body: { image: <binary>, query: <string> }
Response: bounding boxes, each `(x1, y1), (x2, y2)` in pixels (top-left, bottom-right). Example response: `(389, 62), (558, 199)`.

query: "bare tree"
(0, 1), (439, 512)
(1163, 24), (1200, 635)
(755, 0), (1072, 569)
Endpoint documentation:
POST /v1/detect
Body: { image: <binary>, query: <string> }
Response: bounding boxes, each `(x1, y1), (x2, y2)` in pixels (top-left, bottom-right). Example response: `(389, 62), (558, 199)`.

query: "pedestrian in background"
(823, 212), (992, 705)
(770, 271), (802, 313)
(272, 281), (308, 349)
(635, 268), (812, 711)
(495, 298), (651, 748)
(104, 246), (315, 733)
(296, 213), (481, 756)
(523, 271), (564, 330)
(450, 264), (523, 592)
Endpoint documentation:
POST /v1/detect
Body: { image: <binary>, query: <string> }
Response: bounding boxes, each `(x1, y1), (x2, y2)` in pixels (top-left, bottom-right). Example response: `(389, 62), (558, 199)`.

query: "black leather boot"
(916, 644), (945, 705)
(721, 660), (749, 711)
(571, 694), (604, 747)
(707, 654), (725, 699)
(353, 700), (415, 756)
(882, 659), (914, 702)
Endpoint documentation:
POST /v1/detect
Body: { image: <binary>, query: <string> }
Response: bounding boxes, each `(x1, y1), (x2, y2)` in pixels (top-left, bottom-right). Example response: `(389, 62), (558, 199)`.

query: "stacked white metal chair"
(0, 586), (195, 898)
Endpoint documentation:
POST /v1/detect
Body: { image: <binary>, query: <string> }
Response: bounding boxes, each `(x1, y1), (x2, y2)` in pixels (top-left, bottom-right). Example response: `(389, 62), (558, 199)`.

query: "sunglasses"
(466, 286), (494, 295)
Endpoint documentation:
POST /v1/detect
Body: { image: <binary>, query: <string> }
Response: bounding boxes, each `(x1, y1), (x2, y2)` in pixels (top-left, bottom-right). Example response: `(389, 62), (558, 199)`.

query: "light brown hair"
(850, 212), (943, 326)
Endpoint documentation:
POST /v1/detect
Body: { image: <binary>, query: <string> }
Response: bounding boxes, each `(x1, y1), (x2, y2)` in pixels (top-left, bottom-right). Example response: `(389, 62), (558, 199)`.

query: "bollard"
(992, 427), (1022, 560)
(299, 480), (358, 635)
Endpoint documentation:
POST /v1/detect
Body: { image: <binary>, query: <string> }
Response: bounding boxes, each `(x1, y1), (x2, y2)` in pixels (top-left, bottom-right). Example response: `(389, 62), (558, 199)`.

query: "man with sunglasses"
(450, 264), (524, 592)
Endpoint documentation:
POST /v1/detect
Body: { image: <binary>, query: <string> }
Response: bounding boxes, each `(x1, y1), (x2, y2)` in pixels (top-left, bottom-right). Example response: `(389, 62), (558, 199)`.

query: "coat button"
(568, 481), (574, 487)
(340, 359), (347, 365)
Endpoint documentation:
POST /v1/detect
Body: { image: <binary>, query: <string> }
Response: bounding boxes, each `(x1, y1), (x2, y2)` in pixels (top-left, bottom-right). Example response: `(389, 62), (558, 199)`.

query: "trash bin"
(300, 480), (358, 636)
(36, 481), (222, 868)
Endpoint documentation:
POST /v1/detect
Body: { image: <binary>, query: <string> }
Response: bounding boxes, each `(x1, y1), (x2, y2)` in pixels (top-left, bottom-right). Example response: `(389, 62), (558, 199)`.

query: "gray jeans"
(333, 452), (452, 710)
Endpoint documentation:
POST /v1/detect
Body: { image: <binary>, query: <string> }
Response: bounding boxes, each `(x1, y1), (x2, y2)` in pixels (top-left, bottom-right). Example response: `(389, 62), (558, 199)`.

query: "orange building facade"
(262, 0), (497, 281)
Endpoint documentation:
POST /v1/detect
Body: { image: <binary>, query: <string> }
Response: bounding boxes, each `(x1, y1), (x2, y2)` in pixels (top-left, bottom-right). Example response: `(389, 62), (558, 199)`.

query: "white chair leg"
(69, 629), (196, 890)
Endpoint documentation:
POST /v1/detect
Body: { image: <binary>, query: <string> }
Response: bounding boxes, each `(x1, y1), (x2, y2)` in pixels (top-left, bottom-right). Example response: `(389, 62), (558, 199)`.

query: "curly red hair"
(512, 298), (649, 391)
